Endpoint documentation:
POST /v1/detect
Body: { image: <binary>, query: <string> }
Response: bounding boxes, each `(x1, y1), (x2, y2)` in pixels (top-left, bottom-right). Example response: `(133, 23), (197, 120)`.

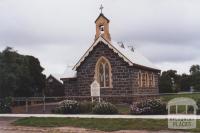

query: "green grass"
(116, 104), (130, 114)
(13, 117), (200, 132)
(160, 93), (200, 102)
(14, 117), (167, 131)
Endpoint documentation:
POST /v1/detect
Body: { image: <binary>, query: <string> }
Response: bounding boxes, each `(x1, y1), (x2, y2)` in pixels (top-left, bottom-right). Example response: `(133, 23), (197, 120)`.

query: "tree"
(190, 65), (200, 75)
(26, 55), (46, 96)
(0, 47), (18, 97)
(159, 65), (200, 93)
(190, 65), (200, 91)
(180, 74), (191, 92)
(159, 74), (173, 93)
(159, 70), (180, 93)
(0, 47), (46, 98)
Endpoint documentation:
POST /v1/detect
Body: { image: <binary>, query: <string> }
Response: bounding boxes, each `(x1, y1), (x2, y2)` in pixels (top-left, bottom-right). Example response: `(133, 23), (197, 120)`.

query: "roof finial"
(100, 4), (104, 14)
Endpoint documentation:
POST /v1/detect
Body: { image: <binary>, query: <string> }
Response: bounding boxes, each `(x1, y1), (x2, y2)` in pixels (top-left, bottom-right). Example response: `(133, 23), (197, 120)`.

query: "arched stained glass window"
(139, 72), (150, 87)
(105, 63), (110, 87)
(149, 73), (155, 87)
(145, 73), (149, 87)
(138, 71), (142, 87)
(142, 73), (146, 87)
(95, 57), (112, 87)
(99, 63), (104, 87)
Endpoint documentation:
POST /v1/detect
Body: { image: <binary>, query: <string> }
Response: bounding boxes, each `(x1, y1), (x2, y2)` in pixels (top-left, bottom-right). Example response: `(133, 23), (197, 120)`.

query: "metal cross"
(100, 4), (103, 13)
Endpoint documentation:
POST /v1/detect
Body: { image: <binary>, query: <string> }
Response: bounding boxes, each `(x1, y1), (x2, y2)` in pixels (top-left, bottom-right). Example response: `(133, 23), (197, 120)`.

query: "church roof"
(73, 36), (160, 71)
(61, 66), (77, 79)
(111, 41), (160, 71)
(47, 74), (63, 84)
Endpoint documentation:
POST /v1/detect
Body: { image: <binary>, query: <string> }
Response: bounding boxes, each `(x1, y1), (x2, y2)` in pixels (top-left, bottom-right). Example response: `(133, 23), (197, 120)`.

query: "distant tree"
(0, 47), (18, 97)
(159, 74), (173, 93)
(159, 70), (180, 93)
(0, 47), (46, 98)
(190, 65), (200, 91)
(180, 74), (191, 92)
(159, 65), (200, 93)
(190, 65), (200, 75)
(26, 55), (46, 96)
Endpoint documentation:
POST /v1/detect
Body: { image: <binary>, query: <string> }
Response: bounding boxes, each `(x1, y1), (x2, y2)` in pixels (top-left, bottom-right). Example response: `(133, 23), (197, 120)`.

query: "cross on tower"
(100, 4), (103, 14)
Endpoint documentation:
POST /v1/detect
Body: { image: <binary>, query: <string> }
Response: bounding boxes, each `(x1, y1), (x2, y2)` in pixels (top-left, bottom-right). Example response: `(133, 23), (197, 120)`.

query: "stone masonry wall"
(74, 42), (159, 98)
(63, 78), (77, 96)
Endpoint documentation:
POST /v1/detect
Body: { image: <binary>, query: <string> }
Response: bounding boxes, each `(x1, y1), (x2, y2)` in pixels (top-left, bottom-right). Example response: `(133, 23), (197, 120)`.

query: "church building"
(61, 9), (160, 102)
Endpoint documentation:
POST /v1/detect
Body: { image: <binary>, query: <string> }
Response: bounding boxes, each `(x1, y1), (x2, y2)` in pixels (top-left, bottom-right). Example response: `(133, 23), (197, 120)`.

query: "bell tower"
(94, 5), (111, 41)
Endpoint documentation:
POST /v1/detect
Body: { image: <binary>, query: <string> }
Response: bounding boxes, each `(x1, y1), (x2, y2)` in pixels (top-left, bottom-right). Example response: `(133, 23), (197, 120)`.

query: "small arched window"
(99, 25), (104, 34)
(138, 71), (142, 87)
(145, 73), (149, 87)
(149, 73), (155, 87)
(141, 72), (149, 87)
(95, 56), (112, 87)
(142, 73), (146, 87)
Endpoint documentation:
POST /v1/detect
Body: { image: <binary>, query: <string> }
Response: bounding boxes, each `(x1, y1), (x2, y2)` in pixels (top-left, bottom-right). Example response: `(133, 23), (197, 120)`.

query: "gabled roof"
(72, 36), (160, 71)
(47, 74), (63, 84)
(95, 13), (110, 23)
(60, 66), (77, 79)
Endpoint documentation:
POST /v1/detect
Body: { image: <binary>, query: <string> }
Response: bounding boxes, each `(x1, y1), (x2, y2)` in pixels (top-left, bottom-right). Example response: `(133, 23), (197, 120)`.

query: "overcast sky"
(0, 0), (200, 75)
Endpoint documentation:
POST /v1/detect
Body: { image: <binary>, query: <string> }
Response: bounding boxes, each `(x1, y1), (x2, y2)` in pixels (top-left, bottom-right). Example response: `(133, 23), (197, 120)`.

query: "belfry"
(94, 5), (111, 41)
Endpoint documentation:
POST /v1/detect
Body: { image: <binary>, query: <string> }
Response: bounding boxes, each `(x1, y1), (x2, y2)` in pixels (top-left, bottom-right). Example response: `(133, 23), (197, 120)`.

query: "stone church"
(61, 11), (160, 102)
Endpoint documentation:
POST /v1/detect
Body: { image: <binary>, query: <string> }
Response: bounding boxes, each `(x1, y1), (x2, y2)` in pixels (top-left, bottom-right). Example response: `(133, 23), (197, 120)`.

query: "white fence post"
(43, 96), (46, 113)
(25, 98), (28, 113)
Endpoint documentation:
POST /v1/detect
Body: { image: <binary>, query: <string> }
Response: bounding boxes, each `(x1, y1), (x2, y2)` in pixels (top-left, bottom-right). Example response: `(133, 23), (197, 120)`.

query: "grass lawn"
(13, 117), (200, 132)
(160, 93), (200, 103)
(115, 104), (130, 114)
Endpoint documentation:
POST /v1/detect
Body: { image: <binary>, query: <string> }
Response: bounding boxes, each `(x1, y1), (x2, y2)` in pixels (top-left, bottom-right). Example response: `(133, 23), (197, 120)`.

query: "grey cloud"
(134, 42), (200, 63)
(110, 0), (200, 44)
(0, 0), (200, 74)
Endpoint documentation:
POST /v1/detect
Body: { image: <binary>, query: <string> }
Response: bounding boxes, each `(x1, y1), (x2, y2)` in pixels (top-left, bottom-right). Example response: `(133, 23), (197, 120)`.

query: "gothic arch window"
(153, 74), (155, 87)
(142, 73), (146, 87)
(138, 71), (142, 87)
(145, 73), (149, 87)
(140, 72), (149, 87)
(95, 56), (112, 88)
(149, 73), (155, 87)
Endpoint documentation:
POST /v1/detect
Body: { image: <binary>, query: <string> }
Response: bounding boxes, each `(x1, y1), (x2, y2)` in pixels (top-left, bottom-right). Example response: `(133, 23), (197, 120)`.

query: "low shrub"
(195, 99), (200, 114)
(130, 99), (166, 115)
(53, 100), (80, 114)
(92, 102), (118, 114)
(0, 97), (12, 113)
(79, 101), (94, 113)
(52, 100), (118, 114)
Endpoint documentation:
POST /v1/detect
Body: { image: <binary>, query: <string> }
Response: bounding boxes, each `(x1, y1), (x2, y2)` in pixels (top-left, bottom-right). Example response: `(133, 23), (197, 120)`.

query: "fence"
(9, 92), (199, 114)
